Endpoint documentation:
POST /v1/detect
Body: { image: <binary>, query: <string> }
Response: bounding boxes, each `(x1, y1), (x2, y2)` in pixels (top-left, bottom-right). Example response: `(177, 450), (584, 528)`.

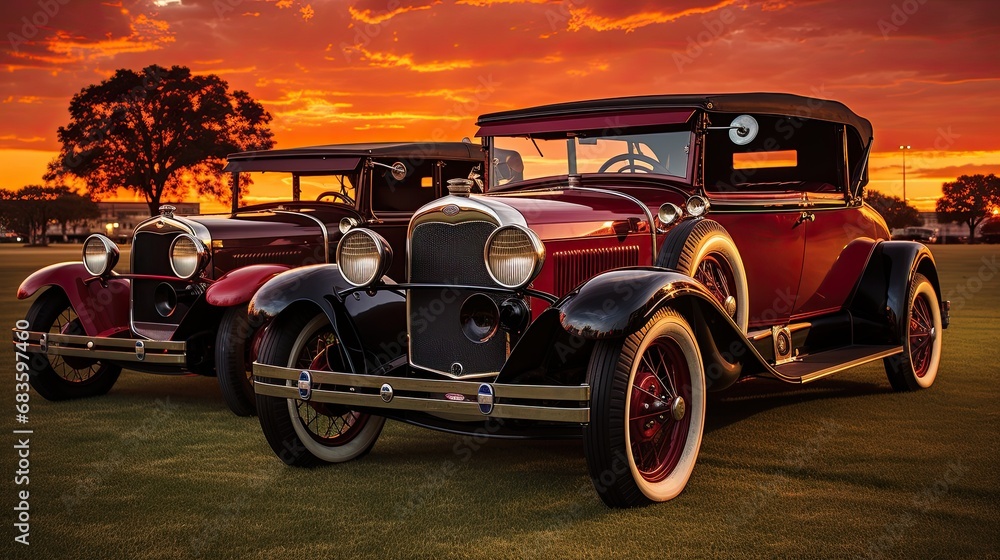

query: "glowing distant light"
(152, 0), (181, 6)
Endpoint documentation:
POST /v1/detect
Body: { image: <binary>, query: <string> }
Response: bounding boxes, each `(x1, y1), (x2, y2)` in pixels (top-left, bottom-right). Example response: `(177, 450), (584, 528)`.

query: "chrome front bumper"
(16, 330), (187, 365)
(252, 362), (591, 423)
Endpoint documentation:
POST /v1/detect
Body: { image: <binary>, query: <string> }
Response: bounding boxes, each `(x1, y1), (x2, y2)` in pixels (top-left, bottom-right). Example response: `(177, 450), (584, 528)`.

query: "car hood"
(186, 210), (330, 248)
(481, 184), (688, 242)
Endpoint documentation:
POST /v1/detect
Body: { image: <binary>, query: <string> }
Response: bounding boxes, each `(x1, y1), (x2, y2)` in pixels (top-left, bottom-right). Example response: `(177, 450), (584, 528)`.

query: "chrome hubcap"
(724, 295), (737, 318)
(670, 396), (686, 421)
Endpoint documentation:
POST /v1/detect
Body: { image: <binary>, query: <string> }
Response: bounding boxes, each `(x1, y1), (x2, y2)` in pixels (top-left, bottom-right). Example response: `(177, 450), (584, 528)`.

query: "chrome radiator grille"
(408, 220), (506, 377)
(553, 245), (640, 296)
(131, 230), (187, 337)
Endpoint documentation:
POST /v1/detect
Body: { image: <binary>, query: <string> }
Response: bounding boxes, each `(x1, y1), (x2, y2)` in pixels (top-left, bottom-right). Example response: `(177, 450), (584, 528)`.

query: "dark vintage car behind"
(15, 142), (484, 415)
(894, 226), (938, 244)
(248, 93), (949, 507)
(981, 216), (1000, 243)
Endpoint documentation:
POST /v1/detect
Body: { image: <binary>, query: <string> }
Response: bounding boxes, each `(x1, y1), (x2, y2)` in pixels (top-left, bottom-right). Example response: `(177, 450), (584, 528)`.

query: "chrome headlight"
(169, 234), (208, 279)
(657, 203), (683, 229)
(82, 234), (120, 277)
(686, 195), (710, 217)
(337, 229), (392, 287)
(484, 225), (545, 289)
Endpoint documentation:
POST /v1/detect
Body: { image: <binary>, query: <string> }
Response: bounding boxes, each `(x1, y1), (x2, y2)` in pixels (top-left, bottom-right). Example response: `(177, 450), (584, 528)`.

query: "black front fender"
(558, 267), (722, 339)
(249, 264), (406, 374)
(500, 267), (762, 391)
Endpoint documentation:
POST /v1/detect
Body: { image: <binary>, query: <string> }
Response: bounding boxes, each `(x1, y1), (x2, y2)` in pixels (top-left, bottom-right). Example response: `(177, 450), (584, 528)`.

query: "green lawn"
(3, 244), (998, 559)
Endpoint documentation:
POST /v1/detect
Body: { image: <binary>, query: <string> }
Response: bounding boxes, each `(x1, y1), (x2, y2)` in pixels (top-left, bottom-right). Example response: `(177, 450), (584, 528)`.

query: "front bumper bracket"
(253, 362), (591, 424)
(15, 330), (187, 365)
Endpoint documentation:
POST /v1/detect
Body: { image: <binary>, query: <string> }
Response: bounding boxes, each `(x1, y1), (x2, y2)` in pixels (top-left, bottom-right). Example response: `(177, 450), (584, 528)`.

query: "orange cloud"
(567, 0), (739, 32)
(24, 14), (175, 65)
(300, 4), (314, 21)
(342, 46), (474, 72)
(456, 0), (555, 5)
(348, 3), (436, 24)
(0, 134), (46, 144)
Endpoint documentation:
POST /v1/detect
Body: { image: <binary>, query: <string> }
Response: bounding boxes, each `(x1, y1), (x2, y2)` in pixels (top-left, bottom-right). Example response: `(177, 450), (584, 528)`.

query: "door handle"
(796, 211), (816, 225)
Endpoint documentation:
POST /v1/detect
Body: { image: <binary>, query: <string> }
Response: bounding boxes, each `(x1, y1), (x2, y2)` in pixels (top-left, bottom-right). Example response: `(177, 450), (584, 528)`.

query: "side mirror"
(728, 115), (758, 145)
(707, 114), (759, 145)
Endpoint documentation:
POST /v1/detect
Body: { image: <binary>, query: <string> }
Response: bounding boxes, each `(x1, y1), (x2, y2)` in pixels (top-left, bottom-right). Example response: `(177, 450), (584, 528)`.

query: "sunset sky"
(2, 0), (998, 211)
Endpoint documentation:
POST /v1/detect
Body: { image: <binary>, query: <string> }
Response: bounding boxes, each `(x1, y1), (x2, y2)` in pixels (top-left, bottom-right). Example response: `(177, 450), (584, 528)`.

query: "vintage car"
(894, 226), (939, 244)
(981, 216), (1000, 243)
(249, 94), (949, 507)
(16, 142), (485, 416)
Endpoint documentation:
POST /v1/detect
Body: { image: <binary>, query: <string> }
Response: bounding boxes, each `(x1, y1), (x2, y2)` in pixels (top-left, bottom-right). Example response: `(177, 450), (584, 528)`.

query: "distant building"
(46, 202), (200, 243)
(892, 212), (990, 243)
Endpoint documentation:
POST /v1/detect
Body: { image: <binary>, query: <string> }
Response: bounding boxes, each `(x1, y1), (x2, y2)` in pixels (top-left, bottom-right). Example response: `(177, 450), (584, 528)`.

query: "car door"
(710, 193), (806, 329)
(792, 191), (887, 319)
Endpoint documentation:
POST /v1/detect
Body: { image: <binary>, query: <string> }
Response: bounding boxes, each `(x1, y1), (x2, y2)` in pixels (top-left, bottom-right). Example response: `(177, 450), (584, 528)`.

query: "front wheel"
(584, 308), (706, 507)
(24, 289), (122, 401)
(256, 312), (384, 467)
(215, 305), (259, 416)
(657, 219), (749, 332)
(884, 273), (942, 391)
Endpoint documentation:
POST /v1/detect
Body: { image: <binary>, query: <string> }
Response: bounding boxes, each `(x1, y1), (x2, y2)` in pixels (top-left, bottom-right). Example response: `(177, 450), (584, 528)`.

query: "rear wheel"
(256, 312), (384, 466)
(24, 289), (121, 401)
(584, 308), (706, 507)
(884, 273), (942, 391)
(215, 305), (258, 416)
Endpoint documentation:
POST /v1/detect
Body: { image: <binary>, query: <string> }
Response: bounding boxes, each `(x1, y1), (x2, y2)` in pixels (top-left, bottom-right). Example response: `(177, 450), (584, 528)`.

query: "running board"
(771, 345), (902, 383)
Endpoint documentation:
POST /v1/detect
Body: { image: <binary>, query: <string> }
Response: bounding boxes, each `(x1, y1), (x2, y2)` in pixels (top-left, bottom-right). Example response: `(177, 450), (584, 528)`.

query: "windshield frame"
(484, 127), (697, 189)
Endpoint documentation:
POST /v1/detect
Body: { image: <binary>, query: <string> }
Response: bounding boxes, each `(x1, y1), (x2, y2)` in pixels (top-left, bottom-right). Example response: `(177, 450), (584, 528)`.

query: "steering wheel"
(316, 191), (354, 205)
(598, 153), (670, 174)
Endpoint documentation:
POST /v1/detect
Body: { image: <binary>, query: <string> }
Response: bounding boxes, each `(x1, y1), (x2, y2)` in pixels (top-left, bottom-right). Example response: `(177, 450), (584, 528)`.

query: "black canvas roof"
(223, 141), (483, 174)
(477, 93), (873, 147)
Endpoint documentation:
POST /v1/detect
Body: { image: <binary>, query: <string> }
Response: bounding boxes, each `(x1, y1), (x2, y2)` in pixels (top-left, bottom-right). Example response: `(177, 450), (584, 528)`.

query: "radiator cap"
(446, 178), (473, 197)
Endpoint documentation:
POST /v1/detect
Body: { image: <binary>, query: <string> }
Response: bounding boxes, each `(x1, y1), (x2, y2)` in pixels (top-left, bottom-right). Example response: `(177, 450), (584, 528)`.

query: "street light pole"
(899, 145), (911, 202)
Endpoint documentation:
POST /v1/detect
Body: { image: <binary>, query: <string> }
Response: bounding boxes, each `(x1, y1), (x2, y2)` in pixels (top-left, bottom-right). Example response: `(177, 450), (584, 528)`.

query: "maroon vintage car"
(249, 94), (949, 507)
(981, 216), (1000, 243)
(15, 142), (484, 416)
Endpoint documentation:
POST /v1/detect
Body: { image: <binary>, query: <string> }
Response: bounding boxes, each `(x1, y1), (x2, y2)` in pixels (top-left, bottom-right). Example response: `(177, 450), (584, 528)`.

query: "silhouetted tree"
(51, 191), (100, 241)
(46, 65), (274, 216)
(0, 185), (97, 245)
(935, 174), (1000, 243)
(866, 191), (922, 230)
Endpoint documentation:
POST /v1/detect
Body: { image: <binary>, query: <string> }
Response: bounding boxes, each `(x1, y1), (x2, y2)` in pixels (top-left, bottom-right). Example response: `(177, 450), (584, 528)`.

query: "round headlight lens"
(337, 229), (392, 287)
(485, 225), (545, 289)
(169, 234), (206, 279)
(82, 234), (120, 276)
(657, 203), (683, 228)
(686, 195), (710, 217)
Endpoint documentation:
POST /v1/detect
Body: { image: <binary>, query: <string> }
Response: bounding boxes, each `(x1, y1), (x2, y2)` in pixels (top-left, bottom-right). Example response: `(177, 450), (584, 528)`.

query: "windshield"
(489, 130), (692, 188)
(238, 173), (358, 208)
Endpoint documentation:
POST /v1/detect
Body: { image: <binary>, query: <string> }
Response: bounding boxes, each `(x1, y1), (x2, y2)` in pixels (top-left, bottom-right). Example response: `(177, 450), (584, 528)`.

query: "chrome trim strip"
(273, 210), (330, 263)
(563, 186), (658, 259)
(253, 363), (590, 423)
(18, 330), (186, 365)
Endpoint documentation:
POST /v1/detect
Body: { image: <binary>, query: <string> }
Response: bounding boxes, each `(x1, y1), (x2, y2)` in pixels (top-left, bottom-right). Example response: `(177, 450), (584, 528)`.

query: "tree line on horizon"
(0, 63), (998, 244)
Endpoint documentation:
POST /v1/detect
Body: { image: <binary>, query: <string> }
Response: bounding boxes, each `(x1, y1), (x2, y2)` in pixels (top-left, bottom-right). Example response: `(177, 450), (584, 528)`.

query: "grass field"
(2, 244), (998, 559)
